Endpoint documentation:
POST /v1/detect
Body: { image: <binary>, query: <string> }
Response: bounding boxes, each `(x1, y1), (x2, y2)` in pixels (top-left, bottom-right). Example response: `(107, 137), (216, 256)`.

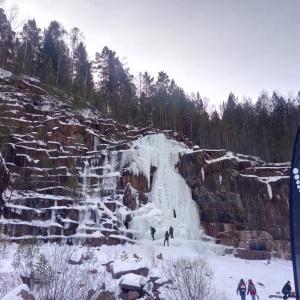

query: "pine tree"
(140, 71), (155, 126)
(18, 19), (42, 77)
(94, 46), (135, 122)
(42, 21), (70, 88)
(154, 71), (171, 129)
(72, 41), (93, 101)
(69, 27), (84, 83)
(255, 91), (272, 162)
(33, 253), (55, 285)
(0, 8), (14, 69)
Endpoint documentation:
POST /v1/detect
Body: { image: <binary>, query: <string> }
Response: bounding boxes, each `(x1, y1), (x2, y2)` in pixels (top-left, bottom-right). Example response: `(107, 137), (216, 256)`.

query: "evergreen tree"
(241, 96), (256, 155)
(42, 21), (70, 87)
(154, 71), (171, 129)
(140, 71), (155, 126)
(34, 253), (55, 285)
(72, 41), (93, 101)
(221, 92), (239, 150)
(94, 46), (135, 122)
(0, 8), (14, 69)
(255, 90), (272, 161)
(18, 19), (42, 77)
(69, 27), (84, 83)
(270, 92), (290, 162)
(193, 94), (210, 148)
(209, 110), (222, 149)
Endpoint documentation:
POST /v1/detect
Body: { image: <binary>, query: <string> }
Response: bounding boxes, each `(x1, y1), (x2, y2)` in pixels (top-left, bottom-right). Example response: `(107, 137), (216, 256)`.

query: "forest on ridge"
(0, 5), (299, 163)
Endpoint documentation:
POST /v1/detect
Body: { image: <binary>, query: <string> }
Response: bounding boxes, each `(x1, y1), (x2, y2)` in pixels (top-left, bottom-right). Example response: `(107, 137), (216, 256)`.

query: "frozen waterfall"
(124, 133), (202, 241)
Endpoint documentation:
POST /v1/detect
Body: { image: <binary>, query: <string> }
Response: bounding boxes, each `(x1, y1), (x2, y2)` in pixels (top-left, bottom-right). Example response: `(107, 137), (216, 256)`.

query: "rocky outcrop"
(177, 149), (290, 259)
(0, 75), (152, 244)
(0, 72), (292, 260)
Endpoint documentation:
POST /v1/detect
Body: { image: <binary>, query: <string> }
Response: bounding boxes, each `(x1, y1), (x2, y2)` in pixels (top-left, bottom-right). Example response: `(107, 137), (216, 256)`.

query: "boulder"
(127, 290), (140, 300)
(114, 267), (149, 280)
(119, 273), (146, 291)
(94, 290), (116, 300)
(2, 284), (35, 300)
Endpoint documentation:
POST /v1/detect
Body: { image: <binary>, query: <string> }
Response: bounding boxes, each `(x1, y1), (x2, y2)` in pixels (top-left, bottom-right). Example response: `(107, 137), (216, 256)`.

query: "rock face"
(0, 153), (9, 216)
(177, 149), (290, 259)
(0, 73), (157, 246)
(0, 71), (291, 260)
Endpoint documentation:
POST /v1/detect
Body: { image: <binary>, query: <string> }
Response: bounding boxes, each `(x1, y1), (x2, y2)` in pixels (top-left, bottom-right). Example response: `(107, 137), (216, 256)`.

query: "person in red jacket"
(247, 279), (257, 300)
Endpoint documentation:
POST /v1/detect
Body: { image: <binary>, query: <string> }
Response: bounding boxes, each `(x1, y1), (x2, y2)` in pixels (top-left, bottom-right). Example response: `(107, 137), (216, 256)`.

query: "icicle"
(82, 160), (90, 195)
(110, 151), (117, 172)
(94, 135), (100, 151)
(267, 182), (273, 199)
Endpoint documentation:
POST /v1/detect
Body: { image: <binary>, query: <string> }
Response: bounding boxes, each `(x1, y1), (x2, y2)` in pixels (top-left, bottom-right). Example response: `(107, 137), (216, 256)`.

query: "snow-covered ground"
(102, 239), (294, 299)
(0, 237), (293, 299)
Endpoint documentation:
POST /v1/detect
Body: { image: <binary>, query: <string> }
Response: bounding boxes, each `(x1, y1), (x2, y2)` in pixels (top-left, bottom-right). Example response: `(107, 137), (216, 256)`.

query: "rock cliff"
(177, 149), (290, 259)
(0, 69), (291, 259)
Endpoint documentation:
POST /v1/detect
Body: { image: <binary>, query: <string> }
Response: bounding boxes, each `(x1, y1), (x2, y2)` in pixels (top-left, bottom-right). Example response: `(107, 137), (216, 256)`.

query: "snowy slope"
(0, 239), (293, 299)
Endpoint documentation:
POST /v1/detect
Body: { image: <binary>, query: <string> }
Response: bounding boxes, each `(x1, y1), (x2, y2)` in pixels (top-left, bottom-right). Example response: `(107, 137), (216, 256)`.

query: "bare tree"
(0, 272), (22, 298)
(7, 4), (24, 31)
(161, 256), (228, 300)
(145, 244), (158, 268)
(12, 244), (117, 300)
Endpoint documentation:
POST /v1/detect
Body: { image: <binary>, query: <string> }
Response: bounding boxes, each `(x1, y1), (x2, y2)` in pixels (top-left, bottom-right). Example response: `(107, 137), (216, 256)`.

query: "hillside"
(0, 69), (292, 299)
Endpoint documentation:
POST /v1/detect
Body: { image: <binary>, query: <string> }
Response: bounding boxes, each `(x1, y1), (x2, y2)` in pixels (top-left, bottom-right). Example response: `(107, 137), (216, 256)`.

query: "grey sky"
(5, 0), (300, 107)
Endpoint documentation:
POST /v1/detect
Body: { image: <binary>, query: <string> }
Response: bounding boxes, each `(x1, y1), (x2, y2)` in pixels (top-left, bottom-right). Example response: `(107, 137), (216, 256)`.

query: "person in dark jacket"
(282, 280), (292, 299)
(163, 231), (169, 246)
(150, 226), (156, 240)
(169, 226), (174, 238)
(236, 279), (246, 300)
(247, 279), (257, 300)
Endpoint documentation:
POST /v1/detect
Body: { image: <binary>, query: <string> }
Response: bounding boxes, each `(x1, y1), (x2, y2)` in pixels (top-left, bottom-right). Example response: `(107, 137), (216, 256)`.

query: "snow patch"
(2, 284), (30, 300)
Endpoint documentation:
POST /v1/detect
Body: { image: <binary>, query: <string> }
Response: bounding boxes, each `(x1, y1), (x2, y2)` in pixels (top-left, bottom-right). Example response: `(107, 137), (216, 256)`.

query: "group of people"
(150, 226), (294, 299)
(236, 279), (294, 300)
(236, 279), (256, 300)
(150, 226), (174, 246)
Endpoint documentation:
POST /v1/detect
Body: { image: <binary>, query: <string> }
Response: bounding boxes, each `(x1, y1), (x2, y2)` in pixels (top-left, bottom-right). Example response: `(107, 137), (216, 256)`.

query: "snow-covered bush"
(160, 256), (229, 300)
(12, 237), (41, 279)
(12, 243), (116, 300)
(145, 244), (158, 268)
(0, 223), (10, 259)
(0, 272), (22, 299)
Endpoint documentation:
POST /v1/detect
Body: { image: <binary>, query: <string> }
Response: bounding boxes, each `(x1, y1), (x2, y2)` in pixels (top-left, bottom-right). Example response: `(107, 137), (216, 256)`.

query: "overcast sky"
(5, 0), (300, 108)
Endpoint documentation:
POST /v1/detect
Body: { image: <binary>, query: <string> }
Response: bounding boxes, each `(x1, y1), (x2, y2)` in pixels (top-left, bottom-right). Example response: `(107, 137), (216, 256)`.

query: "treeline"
(0, 7), (299, 163)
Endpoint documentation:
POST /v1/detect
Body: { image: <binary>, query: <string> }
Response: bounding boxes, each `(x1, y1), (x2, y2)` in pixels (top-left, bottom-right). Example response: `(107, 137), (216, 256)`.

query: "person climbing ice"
(169, 226), (174, 238)
(150, 226), (156, 240)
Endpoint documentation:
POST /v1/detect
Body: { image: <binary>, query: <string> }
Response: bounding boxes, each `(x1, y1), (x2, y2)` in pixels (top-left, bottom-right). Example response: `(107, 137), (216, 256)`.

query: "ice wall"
(125, 134), (202, 240)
